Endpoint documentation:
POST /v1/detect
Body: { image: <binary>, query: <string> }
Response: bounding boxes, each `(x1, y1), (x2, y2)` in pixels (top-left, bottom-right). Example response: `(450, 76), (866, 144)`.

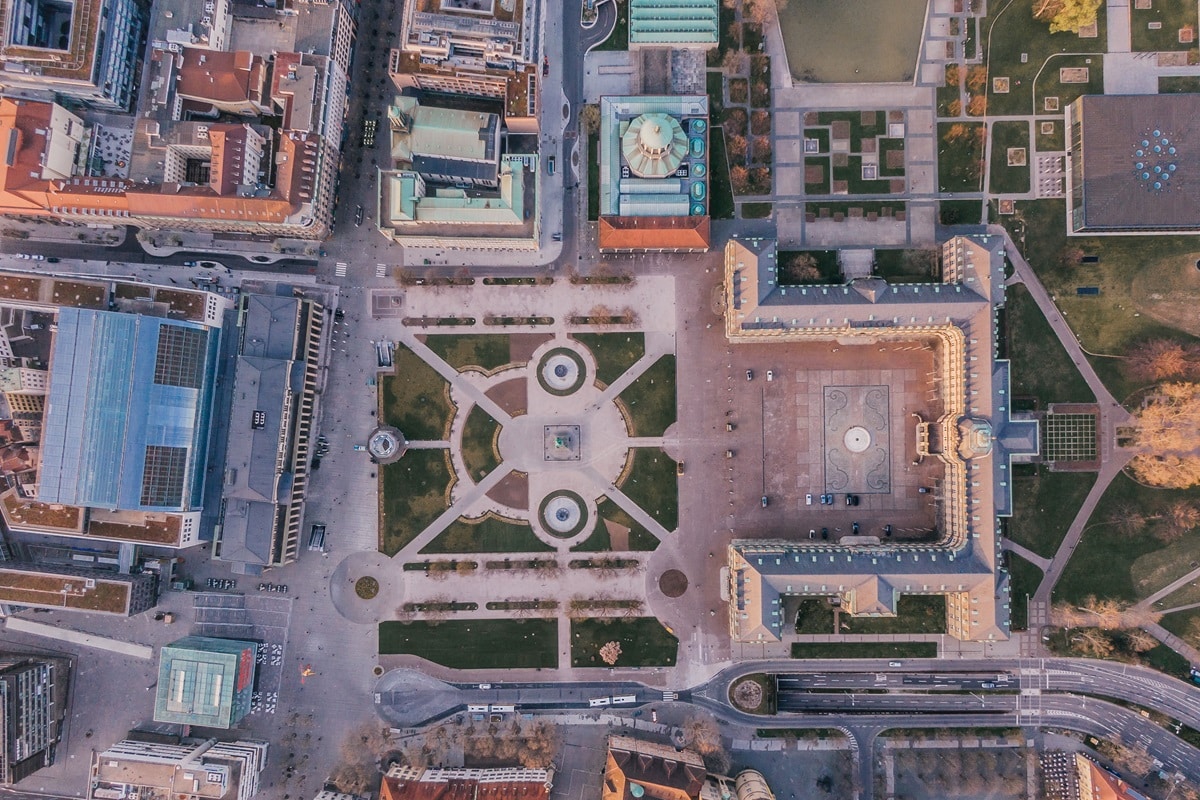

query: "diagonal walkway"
(1141, 621), (1200, 665)
(1135, 564), (1200, 611)
(1001, 539), (1052, 571)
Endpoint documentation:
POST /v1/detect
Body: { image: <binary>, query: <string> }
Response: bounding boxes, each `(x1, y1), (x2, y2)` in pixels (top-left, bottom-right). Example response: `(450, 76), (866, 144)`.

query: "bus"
(611, 695), (637, 705)
(588, 697), (611, 707)
(489, 705), (515, 713)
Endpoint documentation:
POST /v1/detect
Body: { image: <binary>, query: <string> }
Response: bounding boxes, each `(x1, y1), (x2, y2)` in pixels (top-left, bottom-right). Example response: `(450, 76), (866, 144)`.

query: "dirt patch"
(486, 469), (529, 510)
(486, 377), (528, 416)
(1130, 252), (1200, 337)
(659, 569), (688, 597)
(509, 333), (554, 364)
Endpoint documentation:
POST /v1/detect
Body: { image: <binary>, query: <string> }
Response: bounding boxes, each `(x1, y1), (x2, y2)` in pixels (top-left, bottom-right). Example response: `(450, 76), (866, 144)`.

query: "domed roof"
(621, 112), (688, 178)
(957, 417), (994, 460)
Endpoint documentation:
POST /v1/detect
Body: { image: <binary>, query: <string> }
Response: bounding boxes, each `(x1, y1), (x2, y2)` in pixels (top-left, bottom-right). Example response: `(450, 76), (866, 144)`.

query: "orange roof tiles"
(598, 215), (710, 251)
(177, 48), (268, 112)
(381, 775), (549, 800)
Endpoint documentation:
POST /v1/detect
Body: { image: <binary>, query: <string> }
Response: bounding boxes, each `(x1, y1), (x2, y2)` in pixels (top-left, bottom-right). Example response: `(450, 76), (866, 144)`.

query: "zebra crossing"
(335, 261), (348, 277)
(376, 263), (388, 278)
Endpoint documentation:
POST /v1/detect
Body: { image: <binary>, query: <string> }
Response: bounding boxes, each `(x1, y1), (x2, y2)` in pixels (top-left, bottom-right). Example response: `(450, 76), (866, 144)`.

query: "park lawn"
(1053, 473), (1200, 604)
(1033, 55), (1104, 114)
(1000, 200), (1200, 402)
(572, 332), (646, 387)
(588, 134), (599, 221)
(571, 617), (678, 667)
(1005, 284), (1095, 407)
(379, 449), (454, 556)
(803, 128), (830, 153)
(989, 121), (1031, 194)
(793, 598), (836, 634)
(379, 619), (557, 668)
(570, 496), (659, 552)
(1129, 528), (1200, 600)
(1006, 553), (1044, 631)
(815, 110), (885, 152)
(618, 448), (679, 531)
(1006, 465), (1096, 558)
(791, 642), (938, 659)
(742, 202), (773, 219)
(616, 355), (677, 437)
(1153, 578), (1200, 612)
(983, 0), (1106, 116)
(1034, 118), (1064, 151)
(937, 81), (961, 117)
(709, 129), (736, 220)
(461, 405), (502, 481)
(937, 122), (986, 192)
(421, 514), (554, 555)
(1160, 75), (1200, 92)
(1160, 607), (1200, 648)
(879, 138), (906, 177)
(939, 199), (983, 224)
(380, 345), (455, 441)
(804, 157), (832, 194)
(1131, 0), (1198, 52)
(840, 595), (947, 635)
(594, 0), (628, 51)
(424, 334), (512, 372)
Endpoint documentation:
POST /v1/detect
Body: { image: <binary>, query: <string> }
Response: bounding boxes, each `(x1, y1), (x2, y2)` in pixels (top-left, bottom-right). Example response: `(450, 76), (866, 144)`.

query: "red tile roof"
(177, 48), (268, 112)
(598, 215), (710, 251)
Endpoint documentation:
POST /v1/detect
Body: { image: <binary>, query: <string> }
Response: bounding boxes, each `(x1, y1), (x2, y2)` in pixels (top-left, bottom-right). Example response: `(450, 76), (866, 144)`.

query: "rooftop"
(628, 0), (719, 45)
(154, 636), (257, 728)
(0, 563), (133, 613)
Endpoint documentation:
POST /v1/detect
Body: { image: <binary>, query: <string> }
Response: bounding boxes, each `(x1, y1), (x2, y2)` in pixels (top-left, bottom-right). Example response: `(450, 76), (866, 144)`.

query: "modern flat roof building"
(89, 736), (267, 800)
(0, 655), (70, 784)
(38, 308), (220, 516)
(723, 235), (1038, 643)
(215, 293), (323, 573)
(0, 562), (157, 615)
(153, 636), (257, 729)
(1066, 94), (1200, 235)
(628, 0), (719, 47)
(598, 95), (710, 252)
(0, 0), (146, 109)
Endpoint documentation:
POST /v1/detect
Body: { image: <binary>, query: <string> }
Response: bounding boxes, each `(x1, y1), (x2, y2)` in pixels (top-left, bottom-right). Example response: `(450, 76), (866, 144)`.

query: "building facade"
(0, 655), (70, 784)
(89, 736), (268, 800)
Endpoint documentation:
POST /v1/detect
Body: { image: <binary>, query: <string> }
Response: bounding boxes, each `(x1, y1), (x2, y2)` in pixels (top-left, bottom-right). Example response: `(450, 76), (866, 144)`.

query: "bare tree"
(1124, 628), (1159, 653)
(1075, 628), (1114, 657)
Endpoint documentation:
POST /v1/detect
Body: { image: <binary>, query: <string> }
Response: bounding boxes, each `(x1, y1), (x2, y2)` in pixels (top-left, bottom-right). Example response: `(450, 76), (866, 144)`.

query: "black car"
(355, 205), (364, 226)
(845, 494), (859, 506)
(884, 524), (893, 536)
(821, 527), (829, 540)
(852, 522), (860, 535)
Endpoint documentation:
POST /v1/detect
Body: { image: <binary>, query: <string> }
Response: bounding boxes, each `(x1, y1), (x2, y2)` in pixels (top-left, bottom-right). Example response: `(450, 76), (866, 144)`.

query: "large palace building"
(723, 235), (1038, 643)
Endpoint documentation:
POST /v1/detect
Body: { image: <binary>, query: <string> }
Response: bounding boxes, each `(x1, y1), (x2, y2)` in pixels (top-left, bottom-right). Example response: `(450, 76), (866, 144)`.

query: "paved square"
(823, 384), (891, 493)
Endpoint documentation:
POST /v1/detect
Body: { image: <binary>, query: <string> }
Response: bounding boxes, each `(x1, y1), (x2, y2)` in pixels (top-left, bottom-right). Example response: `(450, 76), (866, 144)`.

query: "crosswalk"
(376, 263), (388, 278)
(335, 261), (348, 277)
(662, 691), (678, 702)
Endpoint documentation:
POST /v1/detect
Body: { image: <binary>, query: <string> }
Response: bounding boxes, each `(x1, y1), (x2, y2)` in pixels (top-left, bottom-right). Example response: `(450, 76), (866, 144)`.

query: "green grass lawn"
(1033, 55), (1104, 114)
(937, 122), (986, 192)
(571, 617), (678, 667)
(1159, 75), (1200, 92)
(873, 249), (939, 283)
(572, 332), (646, 387)
(983, 0), (1106, 116)
(1152, 578), (1200, 611)
(1005, 284), (1096, 406)
(1034, 118), (1064, 151)
(380, 345), (455, 441)
(1006, 465), (1097, 558)
(742, 202), (773, 219)
(939, 199), (983, 224)
(1054, 473), (1200, 603)
(379, 619), (557, 668)
(793, 598), (836, 634)
(424, 334), (511, 373)
(616, 355), (676, 437)
(803, 128), (830, 153)
(791, 642), (938, 659)
(778, 250), (842, 284)
(804, 157), (832, 194)
(840, 595), (947, 635)
(879, 138), (906, 177)
(1160, 607), (1200, 648)
(461, 405), (502, 481)
(1000, 200), (1200, 403)
(588, 133), (600, 221)
(989, 121), (1031, 194)
(379, 449), (454, 556)
(937, 82), (961, 117)
(1131, 0), (1198, 51)
(709, 129), (735, 220)
(1129, 528), (1200, 601)
(570, 496), (660, 552)
(618, 448), (679, 531)
(594, 0), (628, 51)
(815, 110), (885, 152)
(1006, 553), (1044, 631)
(421, 514), (554, 555)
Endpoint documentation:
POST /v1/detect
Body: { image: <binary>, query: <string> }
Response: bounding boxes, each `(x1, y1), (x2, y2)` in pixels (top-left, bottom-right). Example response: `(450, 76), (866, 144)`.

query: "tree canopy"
(1034, 0), (1103, 33)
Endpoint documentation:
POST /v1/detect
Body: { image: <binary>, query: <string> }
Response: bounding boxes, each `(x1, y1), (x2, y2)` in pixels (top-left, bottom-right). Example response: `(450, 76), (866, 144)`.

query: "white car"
(30, 254), (44, 261)
(805, 493), (813, 505)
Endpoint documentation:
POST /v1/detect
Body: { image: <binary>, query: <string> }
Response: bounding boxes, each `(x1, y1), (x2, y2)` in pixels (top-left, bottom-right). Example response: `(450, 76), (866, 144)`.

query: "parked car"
(805, 493), (813, 505)
(845, 494), (860, 506)
(46, 257), (60, 263)
(745, 369), (753, 381)
(355, 205), (364, 226)
(766, 370), (774, 381)
(821, 527), (829, 540)
(760, 495), (769, 508)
